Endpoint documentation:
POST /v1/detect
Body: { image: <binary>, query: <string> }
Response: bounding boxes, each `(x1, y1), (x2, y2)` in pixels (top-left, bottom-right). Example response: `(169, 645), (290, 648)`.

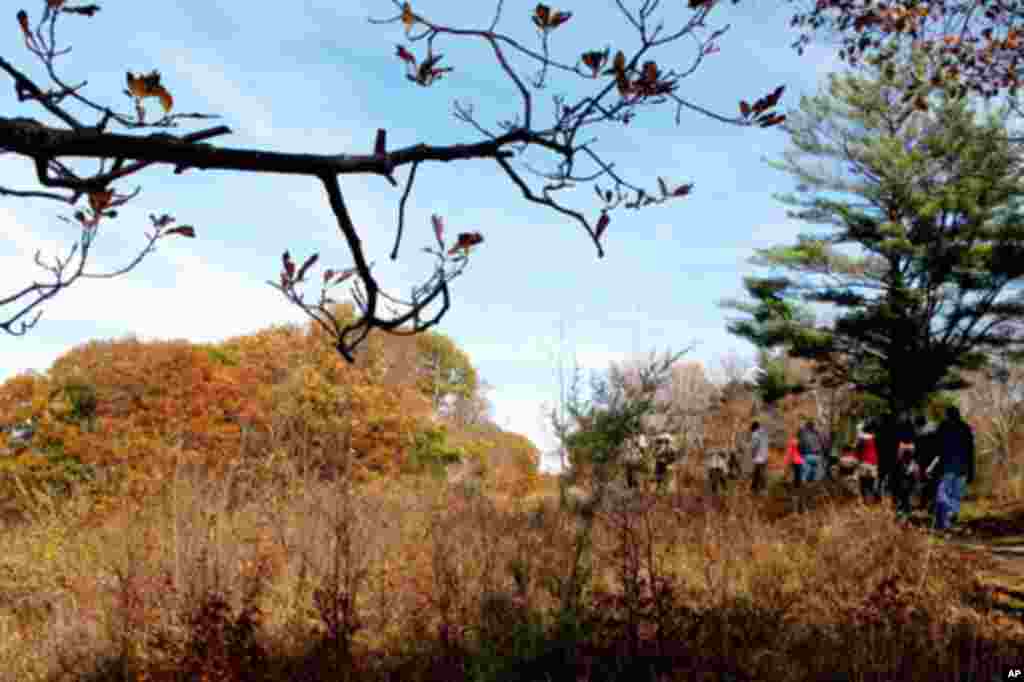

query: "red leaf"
(672, 183), (694, 197)
(17, 10), (30, 38)
(88, 190), (113, 213)
(581, 49), (608, 77)
(641, 61), (659, 84)
(549, 10), (571, 27)
(165, 225), (195, 238)
(761, 84), (785, 110)
(282, 251), (295, 278)
(534, 4), (570, 30)
(323, 269), (335, 284)
(374, 128), (386, 155)
(533, 3), (550, 29)
(296, 253), (319, 282)
(396, 44), (416, 65)
(604, 50), (626, 76)
(758, 114), (786, 128)
(596, 212), (610, 240)
(751, 85), (785, 115)
(447, 231), (483, 255)
(739, 100), (751, 117)
(431, 214), (444, 245)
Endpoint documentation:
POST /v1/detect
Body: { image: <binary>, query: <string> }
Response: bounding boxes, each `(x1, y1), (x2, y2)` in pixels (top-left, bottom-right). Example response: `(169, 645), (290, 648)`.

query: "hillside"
(0, 305), (541, 525)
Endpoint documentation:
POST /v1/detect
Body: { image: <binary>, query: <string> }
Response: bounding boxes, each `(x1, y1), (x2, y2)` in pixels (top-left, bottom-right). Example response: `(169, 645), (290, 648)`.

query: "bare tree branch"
(391, 161), (420, 260)
(2, 0), (788, 362)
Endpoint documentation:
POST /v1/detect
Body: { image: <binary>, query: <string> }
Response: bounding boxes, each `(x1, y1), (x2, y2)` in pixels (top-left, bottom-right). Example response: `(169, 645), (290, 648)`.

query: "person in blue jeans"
(797, 420), (824, 483)
(933, 406), (976, 531)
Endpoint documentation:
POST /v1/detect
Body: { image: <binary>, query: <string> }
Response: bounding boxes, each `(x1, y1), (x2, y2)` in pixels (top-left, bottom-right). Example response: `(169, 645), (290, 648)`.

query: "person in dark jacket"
(933, 406), (976, 530)
(914, 415), (940, 513)
(891, 416), (917, 519)
(875, 414), (899, 499)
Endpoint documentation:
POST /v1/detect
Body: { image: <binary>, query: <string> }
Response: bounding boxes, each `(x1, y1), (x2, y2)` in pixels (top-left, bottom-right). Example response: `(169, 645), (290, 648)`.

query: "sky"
(0, 0), (846, 470)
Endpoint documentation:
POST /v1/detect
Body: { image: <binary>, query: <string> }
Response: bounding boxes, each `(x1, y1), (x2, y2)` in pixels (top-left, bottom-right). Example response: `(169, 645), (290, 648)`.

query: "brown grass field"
(0, 447), (1021, 682)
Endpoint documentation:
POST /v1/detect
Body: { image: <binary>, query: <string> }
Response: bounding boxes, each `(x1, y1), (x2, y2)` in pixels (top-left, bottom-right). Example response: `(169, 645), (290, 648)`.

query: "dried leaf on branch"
(432, 214), (445, 246)
(533, 4), (572, 31)
(401, 2), (418, 35)
(126, 71), (174, 113)
(581, 49), (609, 77)
(164, 225), (196, 238)
(448, 232), (483, 255)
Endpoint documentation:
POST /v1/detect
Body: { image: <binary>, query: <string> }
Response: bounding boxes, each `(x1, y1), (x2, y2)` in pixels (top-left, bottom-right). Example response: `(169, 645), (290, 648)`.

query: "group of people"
(765, 407), (976, 530)
(631, 406), (976, 531)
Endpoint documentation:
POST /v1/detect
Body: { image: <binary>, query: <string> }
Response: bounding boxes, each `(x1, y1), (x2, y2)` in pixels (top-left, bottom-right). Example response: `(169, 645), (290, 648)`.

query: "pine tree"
(724, 49), (1024, 415)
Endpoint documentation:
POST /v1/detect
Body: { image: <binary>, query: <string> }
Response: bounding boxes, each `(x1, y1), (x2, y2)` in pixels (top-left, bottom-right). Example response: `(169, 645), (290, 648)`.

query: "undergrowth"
(0, 447), (1021, 682)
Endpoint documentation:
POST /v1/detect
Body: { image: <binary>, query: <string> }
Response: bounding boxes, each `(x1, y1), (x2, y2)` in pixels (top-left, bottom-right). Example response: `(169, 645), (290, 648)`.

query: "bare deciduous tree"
(959, 356), (1024, 470)
(1, 0), (787, 362)
(660, 360), (716, 459)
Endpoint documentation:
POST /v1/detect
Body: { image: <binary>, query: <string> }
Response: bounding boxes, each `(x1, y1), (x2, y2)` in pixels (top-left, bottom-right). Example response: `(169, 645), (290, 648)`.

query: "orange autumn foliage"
(0, 309), (539, 500)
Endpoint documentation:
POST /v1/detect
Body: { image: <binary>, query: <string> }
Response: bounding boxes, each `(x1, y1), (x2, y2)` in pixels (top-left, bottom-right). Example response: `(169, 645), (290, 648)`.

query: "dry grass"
(0, 443), (1021, 682)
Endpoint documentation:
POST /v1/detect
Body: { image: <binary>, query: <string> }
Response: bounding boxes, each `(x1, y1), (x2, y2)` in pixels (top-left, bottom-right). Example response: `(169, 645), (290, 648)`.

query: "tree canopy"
(0, 0), (790, 363)
(724, 48), (1024, 415)
(789, 0), (1024, 113)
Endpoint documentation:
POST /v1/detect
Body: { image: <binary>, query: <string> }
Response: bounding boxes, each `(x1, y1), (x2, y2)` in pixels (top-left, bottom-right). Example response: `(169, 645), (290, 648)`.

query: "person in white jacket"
(749, 421), (770, 494)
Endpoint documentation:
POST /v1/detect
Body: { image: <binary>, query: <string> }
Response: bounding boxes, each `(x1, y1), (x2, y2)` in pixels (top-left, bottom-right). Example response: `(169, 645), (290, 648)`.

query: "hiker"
(797, 420), (824, 483)
(623, 433), (647, 489)
(855, 421), (880, 502)
(933, 406), (976, 531)
(891, 416), (917, 519)
(837, 446), (860, 481)
(914, 415), (940, 514)
(784, 433), (804, 489)
(653, 433), (674, 491)
(706, 447), (729, 495)
(726, 449), (742, 480)
(750, 420), (769, 495)
(821, 428), (836, 481)
(874, 414), (897, 499)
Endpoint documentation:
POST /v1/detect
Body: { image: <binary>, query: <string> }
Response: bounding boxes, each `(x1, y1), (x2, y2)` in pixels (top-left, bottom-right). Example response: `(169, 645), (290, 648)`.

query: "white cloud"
(0, 343), (69, 382)
(489, 388), (555, 454)
(166, 50), (277, 140)
(1, 230), (305, 345)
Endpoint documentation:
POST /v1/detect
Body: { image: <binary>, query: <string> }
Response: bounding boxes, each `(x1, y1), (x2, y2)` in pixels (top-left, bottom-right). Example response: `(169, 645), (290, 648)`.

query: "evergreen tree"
(725, 50), (1024, 415)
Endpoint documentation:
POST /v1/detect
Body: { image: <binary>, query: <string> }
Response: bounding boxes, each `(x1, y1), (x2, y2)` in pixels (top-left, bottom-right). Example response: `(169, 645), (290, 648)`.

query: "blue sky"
(0, 0), (844, 469)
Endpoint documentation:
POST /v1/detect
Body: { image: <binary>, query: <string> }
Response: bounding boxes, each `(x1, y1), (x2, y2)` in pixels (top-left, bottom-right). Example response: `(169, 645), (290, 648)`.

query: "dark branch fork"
(2, 0), (780, 361)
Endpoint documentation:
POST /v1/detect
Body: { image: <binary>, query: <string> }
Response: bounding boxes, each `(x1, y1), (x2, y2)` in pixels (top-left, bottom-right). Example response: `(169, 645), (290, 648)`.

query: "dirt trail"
(940, 506), (1024, 618)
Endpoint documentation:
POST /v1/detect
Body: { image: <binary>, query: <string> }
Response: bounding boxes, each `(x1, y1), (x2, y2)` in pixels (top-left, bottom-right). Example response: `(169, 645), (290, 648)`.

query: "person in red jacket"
(783, 434), (804, 489)
(855, 421), (880, 502)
